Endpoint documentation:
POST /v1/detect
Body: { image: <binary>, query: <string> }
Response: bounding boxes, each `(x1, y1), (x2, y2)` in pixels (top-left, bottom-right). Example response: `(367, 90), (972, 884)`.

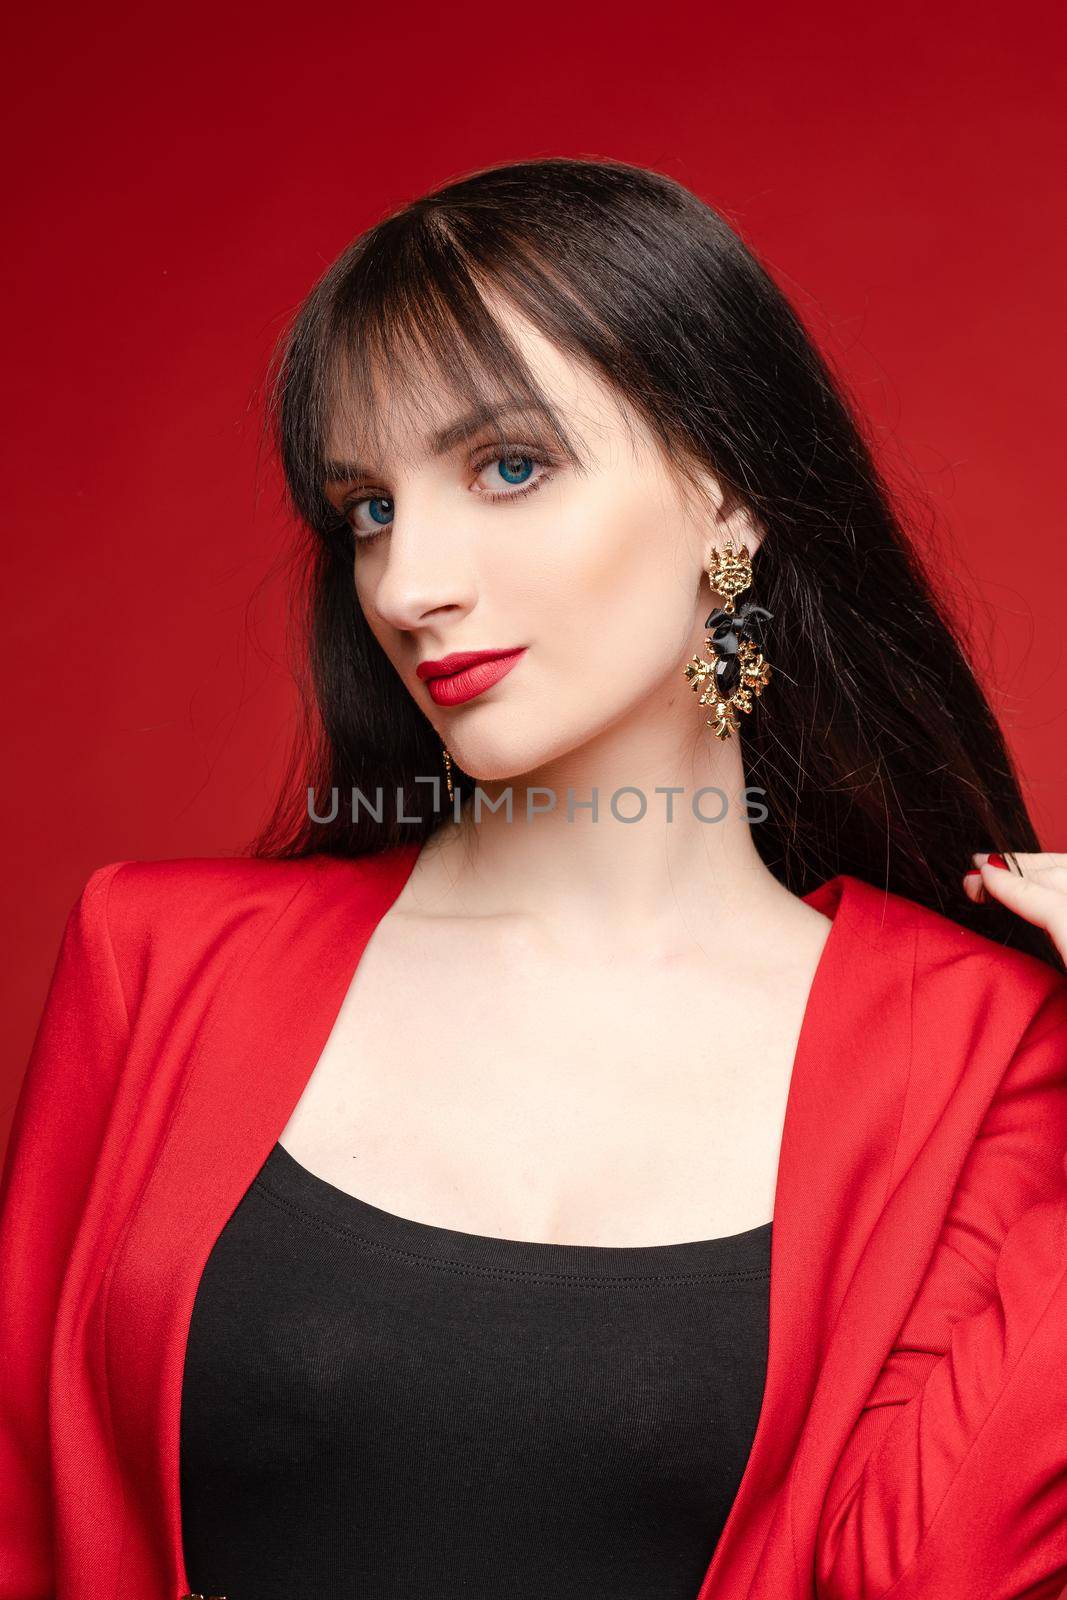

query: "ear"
(690, 469), (765, 567)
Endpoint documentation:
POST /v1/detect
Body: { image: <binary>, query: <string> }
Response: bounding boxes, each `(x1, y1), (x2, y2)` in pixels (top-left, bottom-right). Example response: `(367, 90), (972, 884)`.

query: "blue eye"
(497, 455), (534, 485)
(340, 448), (554, 548)
(474, 449), (555, 501)
(342, 494), (394, 544)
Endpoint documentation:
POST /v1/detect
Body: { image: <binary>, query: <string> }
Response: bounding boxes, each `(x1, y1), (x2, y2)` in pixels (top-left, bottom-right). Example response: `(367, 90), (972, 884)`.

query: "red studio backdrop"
(2, 0), (1065, 1159)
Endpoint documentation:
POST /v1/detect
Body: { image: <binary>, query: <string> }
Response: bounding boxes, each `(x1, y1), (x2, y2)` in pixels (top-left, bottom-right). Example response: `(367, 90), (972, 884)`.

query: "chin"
(450, 752), (538, 786)
(446, 729), (571, 787)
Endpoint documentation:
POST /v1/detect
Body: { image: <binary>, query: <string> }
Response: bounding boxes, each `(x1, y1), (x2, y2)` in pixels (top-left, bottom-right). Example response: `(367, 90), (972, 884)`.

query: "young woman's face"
(322, 297), (758, 784)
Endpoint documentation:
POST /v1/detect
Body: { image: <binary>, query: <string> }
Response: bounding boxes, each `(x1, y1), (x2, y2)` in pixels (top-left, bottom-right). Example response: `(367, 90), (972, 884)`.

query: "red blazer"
(2, 844), (1067, 1600)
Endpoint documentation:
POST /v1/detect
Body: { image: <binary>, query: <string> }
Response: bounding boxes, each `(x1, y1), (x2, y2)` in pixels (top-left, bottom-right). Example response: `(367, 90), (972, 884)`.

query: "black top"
(179, 1141), (772, 1599)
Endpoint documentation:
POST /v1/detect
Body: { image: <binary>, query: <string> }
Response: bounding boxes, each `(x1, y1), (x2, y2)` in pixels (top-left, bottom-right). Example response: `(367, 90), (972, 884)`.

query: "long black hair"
(250, 155), (1062, 973)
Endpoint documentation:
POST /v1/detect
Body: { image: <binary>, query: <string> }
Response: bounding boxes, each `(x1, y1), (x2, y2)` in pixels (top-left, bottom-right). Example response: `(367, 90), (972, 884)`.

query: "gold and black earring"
(683, 542), (773, 740)
(441, 742), (455, 804)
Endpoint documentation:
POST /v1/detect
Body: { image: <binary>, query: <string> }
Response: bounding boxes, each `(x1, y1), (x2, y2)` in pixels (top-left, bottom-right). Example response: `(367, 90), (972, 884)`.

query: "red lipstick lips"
(416, 648), (527, 707)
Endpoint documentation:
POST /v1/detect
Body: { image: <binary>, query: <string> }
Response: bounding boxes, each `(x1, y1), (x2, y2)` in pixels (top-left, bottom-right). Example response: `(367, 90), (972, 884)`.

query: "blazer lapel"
(697, 873), (916, 1598)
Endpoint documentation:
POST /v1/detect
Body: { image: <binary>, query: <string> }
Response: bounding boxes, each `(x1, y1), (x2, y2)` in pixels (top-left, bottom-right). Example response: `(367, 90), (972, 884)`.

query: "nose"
(365, 499), (478, 634)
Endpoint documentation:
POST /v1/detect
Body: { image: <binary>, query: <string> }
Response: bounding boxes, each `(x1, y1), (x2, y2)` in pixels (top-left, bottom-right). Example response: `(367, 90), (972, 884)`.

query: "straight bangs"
(273, 209), (595, 541)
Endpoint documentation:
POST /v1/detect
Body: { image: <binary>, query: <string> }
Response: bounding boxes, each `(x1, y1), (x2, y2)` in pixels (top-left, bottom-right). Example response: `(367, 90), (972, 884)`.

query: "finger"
(970, 854), (1067, 897)
(971, 859), (1067, 947)
(971, 850), (1067, 874)
(962, 869), (988, 904)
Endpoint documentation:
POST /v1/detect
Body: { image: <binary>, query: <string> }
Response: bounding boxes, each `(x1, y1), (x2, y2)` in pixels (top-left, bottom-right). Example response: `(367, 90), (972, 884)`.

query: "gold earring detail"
(441, 742), (455, 804)
(683, 542), (773, 740)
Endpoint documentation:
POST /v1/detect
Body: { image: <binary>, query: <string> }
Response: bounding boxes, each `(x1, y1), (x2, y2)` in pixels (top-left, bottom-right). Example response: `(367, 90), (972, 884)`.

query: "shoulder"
(73, 854), (320, 957)
(70, 848), (415, 1017)
(88, 852), (320, 922)
(841, 871), (1067, 1052)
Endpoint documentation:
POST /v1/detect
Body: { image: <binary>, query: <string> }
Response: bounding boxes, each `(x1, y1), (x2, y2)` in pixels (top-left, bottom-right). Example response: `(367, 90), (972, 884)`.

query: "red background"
(3, 0), (1065, 1157)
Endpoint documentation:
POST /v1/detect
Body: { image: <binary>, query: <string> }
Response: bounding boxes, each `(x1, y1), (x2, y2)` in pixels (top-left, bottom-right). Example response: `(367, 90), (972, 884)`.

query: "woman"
(1, 157), (1065, 1600)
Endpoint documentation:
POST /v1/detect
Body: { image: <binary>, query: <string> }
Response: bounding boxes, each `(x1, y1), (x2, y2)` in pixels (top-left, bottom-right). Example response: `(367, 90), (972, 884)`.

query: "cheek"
(538, 483), (695, 660)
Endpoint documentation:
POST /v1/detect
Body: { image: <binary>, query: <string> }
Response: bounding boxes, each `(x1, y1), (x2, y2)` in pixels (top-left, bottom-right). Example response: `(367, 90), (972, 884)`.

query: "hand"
(963, 852), (1067, 965)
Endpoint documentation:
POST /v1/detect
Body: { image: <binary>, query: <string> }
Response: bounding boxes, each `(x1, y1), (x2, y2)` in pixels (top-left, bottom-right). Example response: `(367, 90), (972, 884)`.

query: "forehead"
(323, 295), (637, 471)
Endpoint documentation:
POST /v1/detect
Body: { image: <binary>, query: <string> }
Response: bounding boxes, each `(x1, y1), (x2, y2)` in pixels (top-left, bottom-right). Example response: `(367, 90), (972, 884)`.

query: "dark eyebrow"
(323, 400), (568, 485)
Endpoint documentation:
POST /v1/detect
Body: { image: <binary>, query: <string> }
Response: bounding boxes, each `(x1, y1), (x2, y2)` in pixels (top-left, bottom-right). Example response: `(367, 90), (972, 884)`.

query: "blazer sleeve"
(814, 972), (1067, 1600)
(0, 863), (132, 1600)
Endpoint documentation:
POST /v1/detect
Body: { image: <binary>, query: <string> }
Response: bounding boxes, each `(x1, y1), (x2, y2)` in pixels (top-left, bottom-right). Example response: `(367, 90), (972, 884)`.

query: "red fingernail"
(987, 852), (1009, 870)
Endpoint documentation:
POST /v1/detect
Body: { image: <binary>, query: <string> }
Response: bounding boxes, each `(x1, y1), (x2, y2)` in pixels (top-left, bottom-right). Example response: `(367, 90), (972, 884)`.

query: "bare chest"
(277, 919), (824, 1247)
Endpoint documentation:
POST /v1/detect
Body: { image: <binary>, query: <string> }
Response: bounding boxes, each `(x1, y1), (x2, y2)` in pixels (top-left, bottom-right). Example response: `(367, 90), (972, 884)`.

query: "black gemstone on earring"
(716, 655), (741, 695)
(704, 603), (773, 666)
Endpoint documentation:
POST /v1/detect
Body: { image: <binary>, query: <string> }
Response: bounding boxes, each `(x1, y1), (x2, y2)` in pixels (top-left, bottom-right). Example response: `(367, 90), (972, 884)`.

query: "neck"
(412, 713), (792, 953)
